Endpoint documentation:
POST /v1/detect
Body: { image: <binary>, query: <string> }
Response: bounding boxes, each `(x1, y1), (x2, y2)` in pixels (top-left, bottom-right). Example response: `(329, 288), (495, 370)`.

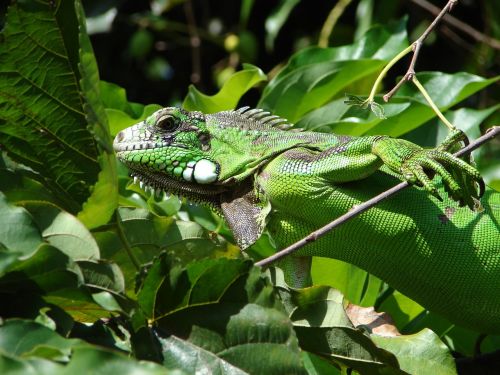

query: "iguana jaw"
(125, 164), (229, 207)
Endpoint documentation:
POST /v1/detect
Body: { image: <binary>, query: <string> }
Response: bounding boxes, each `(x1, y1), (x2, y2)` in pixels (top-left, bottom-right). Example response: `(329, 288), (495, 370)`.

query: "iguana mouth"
(126, 165), (228, 206)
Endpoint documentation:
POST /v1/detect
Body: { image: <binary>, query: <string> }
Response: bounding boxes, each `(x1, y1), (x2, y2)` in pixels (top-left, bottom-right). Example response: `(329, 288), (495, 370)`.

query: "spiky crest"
(207, 107), (292, 131)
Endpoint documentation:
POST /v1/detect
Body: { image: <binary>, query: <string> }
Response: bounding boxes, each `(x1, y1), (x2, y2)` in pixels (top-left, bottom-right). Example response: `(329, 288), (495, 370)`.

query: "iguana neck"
(206, 112), (348, 182)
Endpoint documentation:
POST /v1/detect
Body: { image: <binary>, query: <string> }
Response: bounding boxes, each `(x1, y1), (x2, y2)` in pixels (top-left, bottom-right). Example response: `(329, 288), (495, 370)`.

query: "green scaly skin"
(113, 107), (500, 333)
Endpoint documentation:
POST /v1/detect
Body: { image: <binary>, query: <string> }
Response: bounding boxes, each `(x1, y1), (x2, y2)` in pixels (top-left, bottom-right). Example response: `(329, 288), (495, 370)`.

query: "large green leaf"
(159, 335), (247, 374)
(183, 64), (267, 113)
(295, 73), (498, 136)
(311, 257), (383, 307)
(100, 80), (162, 136)
(0, 320), (169, 374)
(258, 19), (409, 122)
(75, 0), (118, 229)
(270, 268), (457, 375)
(26, 203), (100, 260)
(0, 1), (99, 212)
(0, 192), (43, 257)
(0, 244), (84, 296)
(0, 319), (82, 361)
(372, 330), (457, 375)
(136, 256), (306, 374)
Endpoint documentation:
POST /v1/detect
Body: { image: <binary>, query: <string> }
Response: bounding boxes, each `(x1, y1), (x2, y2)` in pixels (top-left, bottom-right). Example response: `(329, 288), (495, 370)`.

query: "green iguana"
(113, 106), (500, 333)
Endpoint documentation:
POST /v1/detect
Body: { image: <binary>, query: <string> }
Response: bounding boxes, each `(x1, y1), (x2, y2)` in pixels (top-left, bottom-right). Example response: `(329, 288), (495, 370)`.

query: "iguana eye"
(157, 115), (178, 132)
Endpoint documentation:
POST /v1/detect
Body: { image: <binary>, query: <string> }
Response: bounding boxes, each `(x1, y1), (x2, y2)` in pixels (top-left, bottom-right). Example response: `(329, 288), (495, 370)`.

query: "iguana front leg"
(371, 133), (483, 209)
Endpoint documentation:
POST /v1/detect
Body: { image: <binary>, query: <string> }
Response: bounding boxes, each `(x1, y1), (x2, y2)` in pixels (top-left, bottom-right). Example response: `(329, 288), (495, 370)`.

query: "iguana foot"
(400, 149), (482, 208)
(373, 136), (484, 210)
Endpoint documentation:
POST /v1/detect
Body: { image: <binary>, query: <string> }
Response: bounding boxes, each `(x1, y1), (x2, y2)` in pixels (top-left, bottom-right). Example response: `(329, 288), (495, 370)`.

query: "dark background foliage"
(84, 0), (499, 107)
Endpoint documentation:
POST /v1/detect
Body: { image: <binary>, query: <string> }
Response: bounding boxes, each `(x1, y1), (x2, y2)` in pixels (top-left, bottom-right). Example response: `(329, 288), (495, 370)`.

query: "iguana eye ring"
(157, 115), (178, 132)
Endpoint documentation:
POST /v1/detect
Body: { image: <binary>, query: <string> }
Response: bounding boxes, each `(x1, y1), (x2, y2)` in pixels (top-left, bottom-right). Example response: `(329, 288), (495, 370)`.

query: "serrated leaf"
(75, 0), (118, 229)
(0, 1), (100, 212)
(183, 64), (267, 113)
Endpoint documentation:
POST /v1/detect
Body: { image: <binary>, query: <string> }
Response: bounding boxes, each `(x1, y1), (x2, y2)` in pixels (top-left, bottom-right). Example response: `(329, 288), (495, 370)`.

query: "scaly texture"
(113, 107), (500, 333)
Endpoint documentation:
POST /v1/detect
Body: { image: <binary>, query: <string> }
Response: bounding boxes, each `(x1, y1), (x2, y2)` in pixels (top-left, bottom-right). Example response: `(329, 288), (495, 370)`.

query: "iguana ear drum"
(191, 159), (218, 184)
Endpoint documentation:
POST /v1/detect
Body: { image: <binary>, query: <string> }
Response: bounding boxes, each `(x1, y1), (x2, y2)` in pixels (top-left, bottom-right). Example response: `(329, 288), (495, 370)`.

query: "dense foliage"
(0, 1), (498, 374)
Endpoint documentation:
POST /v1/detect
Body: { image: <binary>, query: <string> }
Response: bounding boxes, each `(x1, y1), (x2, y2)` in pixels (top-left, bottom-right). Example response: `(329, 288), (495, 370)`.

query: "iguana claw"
(373, 135), (484, 210)
(400, 149), (483, 209)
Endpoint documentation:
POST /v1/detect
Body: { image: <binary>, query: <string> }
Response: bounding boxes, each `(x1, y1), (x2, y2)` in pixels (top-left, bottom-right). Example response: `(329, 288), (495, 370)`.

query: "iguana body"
(113, 107), (500, 333)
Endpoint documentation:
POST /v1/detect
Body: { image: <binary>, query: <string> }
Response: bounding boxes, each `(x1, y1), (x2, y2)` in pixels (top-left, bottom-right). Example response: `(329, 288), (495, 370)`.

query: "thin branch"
(410, 0), (500, 50)
(184, 0), (201, 84)
(383, 0), (457, 102)
(255, 126), (500, 268)
(318, 0), (354, 48)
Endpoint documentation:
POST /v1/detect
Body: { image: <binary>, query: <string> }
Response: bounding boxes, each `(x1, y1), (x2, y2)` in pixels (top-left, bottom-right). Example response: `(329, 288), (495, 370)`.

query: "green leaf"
(0, 1), (100, 213)
(272, 269), (457, 374)
(183, 64), (267, 113)
(372, 330), (457, 375)
(64, 346), (169, 374)
(290, 286), (402, 374)
(259, 19), (408, 122)
(26, 203), (100, 261)
(0, 244), (84, 294)
(0, 353), (63, 375)
(402, 104), (500, 164)
(261, 59), (387, 124)
(0, 192), (43, 257)
(100, 80), (162, 136)
(0, 320), (169, 374)
(312, 257), (378, 306)
(75, 0), (118, 229)
(136, 256), (305, 374)
(365, 73), (499, 136)
(0, 319), (82, 362)
(78, 261), (125, 294)
(159, 335), (247, 374)
(116, 207), (221, 262)
(296, 73), (498, 136)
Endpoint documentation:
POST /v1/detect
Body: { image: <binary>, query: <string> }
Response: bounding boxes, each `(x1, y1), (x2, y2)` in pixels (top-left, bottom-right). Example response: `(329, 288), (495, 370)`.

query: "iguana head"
(113, 106), (309, 248)
(113, 107), (227, 206)
(113, 106), (306, 193)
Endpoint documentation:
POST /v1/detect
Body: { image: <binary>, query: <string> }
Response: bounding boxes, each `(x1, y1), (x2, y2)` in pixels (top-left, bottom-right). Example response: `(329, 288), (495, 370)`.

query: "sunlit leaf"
(0, 1), (99, 212)
(183, 64), (267, 113)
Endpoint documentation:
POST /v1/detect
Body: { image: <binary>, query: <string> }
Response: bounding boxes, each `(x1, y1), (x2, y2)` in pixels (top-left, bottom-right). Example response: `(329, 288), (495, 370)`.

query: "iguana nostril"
(115, 131), (125, 143)
(113, 131), (126, 152)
